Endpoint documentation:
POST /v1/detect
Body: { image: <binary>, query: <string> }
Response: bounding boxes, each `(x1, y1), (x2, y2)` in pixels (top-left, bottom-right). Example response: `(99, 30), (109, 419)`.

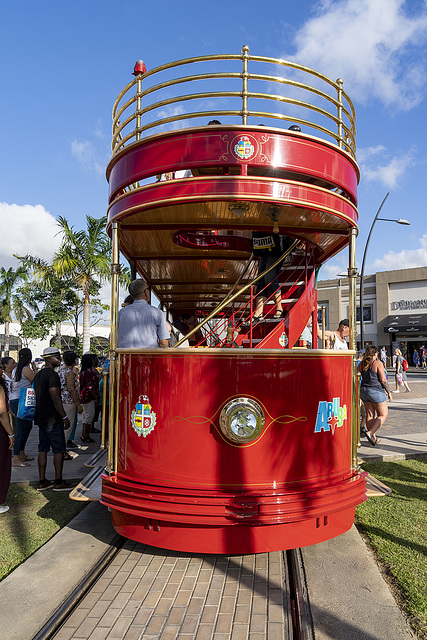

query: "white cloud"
(318, 260), (348, 280)
(0, 203), (61, 269)
(358, 145), (416, 188)
(156, 105), (191, 130)
(71, 139), (108, 175)
(373, 233), (427, 271)
(287, 0), (427, 110)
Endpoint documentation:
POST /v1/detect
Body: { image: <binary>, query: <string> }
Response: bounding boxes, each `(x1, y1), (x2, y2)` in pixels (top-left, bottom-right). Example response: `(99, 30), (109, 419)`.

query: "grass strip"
(0, 482), (87, 581)
(356, 457), (427, 640)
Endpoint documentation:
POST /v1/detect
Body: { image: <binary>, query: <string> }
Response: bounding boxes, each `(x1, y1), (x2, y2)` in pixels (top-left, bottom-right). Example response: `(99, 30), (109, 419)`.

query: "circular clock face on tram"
(219, 398), (265, 444)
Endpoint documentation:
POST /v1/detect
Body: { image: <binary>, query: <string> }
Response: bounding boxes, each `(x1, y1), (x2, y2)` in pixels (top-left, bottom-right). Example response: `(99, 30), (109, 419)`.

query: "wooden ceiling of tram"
(115, 198), (350, 310)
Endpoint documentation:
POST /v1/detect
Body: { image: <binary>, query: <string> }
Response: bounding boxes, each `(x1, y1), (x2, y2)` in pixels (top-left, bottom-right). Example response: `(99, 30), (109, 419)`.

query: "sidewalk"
(358, 372), (427, 462)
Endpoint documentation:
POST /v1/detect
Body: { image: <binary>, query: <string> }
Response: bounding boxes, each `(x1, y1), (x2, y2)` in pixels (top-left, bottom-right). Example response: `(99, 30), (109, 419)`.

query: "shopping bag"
(17, 386), (36, 420)
(396, 373), (404, 386)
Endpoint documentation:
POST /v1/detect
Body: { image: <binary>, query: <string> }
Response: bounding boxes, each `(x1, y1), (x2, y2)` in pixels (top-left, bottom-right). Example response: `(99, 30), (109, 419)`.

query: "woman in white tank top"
(9, 348), (36, 467)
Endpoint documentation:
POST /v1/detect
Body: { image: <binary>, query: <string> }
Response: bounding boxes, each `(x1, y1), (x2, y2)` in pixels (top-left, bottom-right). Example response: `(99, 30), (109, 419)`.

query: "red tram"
(100, 47), (366, 553)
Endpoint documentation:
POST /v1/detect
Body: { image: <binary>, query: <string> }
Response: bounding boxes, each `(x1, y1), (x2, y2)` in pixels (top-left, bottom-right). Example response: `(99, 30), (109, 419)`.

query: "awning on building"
(382, 314), (427, 333)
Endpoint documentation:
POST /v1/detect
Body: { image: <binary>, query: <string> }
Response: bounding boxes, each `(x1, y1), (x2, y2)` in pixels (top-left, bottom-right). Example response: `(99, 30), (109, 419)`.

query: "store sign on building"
(390, 300), (427, 311)
(389, 281), (427, 315)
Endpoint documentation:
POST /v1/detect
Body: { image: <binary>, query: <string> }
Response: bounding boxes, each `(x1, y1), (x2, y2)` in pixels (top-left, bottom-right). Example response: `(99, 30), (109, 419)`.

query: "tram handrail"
(174, 239), (299, 347)
(111, 45), (356, 158)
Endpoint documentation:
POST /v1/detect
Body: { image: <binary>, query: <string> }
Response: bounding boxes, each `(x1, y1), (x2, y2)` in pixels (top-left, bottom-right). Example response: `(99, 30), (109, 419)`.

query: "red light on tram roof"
(133, 60), (146, 76)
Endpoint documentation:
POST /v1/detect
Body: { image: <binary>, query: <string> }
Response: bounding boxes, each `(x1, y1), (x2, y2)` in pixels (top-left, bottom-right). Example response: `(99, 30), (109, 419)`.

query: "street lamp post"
(359, 192), (410, 348)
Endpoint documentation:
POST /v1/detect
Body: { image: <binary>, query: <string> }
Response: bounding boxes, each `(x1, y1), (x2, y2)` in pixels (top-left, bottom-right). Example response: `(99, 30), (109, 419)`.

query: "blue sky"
(1, 0), (427, 287)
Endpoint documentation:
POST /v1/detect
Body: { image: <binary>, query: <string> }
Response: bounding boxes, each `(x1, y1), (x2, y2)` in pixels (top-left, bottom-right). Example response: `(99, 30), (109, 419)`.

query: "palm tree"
(16, 255), (79, 340)
(53, 215), (113, 354)
(0, 266), (28, 355)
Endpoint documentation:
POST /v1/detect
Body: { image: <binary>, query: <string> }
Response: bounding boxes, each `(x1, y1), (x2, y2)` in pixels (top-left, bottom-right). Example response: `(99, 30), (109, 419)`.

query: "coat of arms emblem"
(131, 394), (156, 437)
(279, 332), (289, 348)
(233, 135), (255, 160)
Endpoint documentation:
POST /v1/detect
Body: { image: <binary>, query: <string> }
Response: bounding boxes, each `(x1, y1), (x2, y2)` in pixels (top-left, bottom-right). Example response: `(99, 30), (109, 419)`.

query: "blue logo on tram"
(314, 398), (347, 434)
(131, 394), (156, 438)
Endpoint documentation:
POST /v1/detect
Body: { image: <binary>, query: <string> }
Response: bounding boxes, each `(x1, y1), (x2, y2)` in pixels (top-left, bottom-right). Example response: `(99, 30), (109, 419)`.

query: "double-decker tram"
(100, 46), (366, 554)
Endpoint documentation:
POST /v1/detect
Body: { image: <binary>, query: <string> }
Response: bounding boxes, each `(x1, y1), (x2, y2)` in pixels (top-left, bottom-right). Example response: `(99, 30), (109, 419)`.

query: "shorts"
(256, 255), (281, 298)
(38, 423), (66, 454)
(82, 400), (96, 424)
(360, 387), (387, 404)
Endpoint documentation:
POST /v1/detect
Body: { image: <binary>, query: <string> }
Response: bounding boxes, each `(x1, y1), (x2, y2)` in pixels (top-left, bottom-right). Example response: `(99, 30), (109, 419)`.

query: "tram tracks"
(32, 543), (314, 640)
(32, 535), (125, 640)
(287, 549), (315, 640)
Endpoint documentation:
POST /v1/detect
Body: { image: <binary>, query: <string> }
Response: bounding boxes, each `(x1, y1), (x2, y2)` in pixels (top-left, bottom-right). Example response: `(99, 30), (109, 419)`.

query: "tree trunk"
(82, 292), (91, 354)
(4, 319), (10, 356)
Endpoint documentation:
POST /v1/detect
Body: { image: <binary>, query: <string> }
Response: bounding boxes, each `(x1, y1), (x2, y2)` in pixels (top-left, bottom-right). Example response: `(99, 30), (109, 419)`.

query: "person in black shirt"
(33, 347), (74, 492)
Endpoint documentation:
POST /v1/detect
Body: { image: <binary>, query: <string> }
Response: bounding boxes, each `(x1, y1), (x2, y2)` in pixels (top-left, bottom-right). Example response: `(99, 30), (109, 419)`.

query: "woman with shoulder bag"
(394, 348), (410, 393)
(9, 348), (36, 467)
(357, 345), (392, 446)
(79, 354), (99, 443)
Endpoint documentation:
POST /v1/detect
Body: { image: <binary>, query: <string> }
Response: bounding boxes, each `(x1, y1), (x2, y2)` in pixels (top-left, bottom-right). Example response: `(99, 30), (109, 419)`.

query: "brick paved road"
(56, 543), (292, 640)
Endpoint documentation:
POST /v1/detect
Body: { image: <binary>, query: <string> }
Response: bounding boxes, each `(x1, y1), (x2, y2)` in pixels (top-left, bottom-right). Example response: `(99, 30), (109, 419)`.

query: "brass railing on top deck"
(111, 45), (356, 159)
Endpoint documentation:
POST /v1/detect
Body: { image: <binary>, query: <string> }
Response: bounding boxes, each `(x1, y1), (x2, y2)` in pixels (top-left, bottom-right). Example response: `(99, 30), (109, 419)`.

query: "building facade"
(317, 266), (427, 362)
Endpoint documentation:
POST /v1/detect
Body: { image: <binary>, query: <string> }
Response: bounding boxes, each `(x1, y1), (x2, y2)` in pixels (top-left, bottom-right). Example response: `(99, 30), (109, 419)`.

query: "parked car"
(34, 357), (44, 370)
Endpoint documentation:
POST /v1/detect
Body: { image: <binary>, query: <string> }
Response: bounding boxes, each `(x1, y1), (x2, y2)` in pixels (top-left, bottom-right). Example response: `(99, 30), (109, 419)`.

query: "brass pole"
(348, 228), (357, 352)
(321, 306), (326, 349)
(336, 78), (344, 149)
(136, 75), (142, 141)
(114, 354), (121, 472)
(100, 372), (109, 450)
(174, 239), (299, 347)
(348, 226), (358, 469)
(241, 45), (249, 125)
(107, 222), (120, 474)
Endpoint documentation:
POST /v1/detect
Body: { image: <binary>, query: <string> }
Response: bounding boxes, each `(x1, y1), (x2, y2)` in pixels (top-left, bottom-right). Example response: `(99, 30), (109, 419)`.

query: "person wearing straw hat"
(33, 347), (74, 492)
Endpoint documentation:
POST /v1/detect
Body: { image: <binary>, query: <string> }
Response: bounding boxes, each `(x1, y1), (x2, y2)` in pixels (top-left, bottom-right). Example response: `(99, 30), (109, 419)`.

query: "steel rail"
(286, 548), (315, 640)
(31, 535), (125, 640)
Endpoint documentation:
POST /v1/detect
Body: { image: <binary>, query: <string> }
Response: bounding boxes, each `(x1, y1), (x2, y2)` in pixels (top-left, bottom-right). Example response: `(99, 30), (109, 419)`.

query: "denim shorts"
(38, 423), (66, 454)
(360, 387), (387, 404)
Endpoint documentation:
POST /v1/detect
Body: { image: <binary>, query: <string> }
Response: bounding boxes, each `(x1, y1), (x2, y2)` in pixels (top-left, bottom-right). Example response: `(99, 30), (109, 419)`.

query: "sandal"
(252, 316), (264, 325)
(13, 462), (31, 467)
(274, 311), (284, 318)
(80, 436), (95, 443)
(20, 456), (34, 462)
(365, 433), (380, 446)
(63, 452), (73, 460)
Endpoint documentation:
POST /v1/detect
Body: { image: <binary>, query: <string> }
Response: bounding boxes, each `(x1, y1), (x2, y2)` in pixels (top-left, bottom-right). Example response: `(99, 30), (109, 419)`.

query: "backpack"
(402, 358), (408, 371)
(168, 326), (182, 347)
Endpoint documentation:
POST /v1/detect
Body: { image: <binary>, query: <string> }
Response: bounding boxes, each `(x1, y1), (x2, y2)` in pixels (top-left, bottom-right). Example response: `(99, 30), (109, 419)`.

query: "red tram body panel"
(101, 350), (365, 553)
(100, 47), (365, 553)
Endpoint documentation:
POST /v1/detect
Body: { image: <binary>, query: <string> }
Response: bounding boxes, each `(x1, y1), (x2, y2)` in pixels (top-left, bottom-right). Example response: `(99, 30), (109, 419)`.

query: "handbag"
(17, 385), (36, 420)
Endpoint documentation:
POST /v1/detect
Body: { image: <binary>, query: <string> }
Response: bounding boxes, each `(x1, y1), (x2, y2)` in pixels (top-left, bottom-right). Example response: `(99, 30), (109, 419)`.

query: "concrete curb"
(302, 525), (415, 639)
(0, 502), (117, 640)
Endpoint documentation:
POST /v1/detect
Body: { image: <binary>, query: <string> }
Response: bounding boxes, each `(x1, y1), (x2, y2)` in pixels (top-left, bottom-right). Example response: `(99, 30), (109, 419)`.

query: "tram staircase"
(232, 252), (316, 350)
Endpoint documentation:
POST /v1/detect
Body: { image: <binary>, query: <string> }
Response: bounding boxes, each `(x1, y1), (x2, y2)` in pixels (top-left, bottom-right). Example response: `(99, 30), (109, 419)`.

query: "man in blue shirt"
(117, 279), (170, 348)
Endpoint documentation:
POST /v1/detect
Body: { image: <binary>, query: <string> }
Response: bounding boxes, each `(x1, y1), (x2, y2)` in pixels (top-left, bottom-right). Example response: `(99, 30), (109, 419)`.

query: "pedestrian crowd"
(0, 347), (103, 514)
